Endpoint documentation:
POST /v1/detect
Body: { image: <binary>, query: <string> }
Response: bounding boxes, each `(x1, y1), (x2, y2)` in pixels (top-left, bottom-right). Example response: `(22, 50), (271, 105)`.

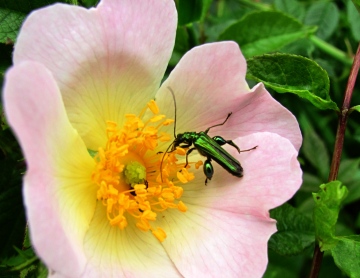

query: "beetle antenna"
(160, 141), (175, 182)
(167, 87), (177, 138)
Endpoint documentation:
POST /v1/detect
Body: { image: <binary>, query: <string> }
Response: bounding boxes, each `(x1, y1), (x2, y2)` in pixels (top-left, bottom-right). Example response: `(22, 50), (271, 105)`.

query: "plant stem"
(310, 35), (354, 66)
(308, 42), (360, 278)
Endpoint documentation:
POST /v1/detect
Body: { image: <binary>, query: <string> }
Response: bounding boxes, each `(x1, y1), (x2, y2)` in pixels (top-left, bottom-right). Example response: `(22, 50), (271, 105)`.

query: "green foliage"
(79, 0), (98, 8)
(219, 11), (317, 58)
(338, 159), (360, 205)
(177, 0), (212, 25)
(0, 0), (68, 43)
(274, 0), (305, 21)
(300, 114), (330, 180)
(269, 203), (315, 255)
(331, 235), (360, 277)
(351, 0), (360, 13)
(313, 181), (348, 251)
(312, 181), (360, 277)
(351, 105), (360, 114)
(304, 2), (339, 40)
(247, 54), (337, 111)
(347, 0), (360, 41)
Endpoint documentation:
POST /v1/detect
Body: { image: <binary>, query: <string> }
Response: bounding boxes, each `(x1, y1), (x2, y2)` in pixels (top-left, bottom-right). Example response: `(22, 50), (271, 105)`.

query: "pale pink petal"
(180, 132), (302, 218)
(156, 41), (248, 132)
(3, 61), (96, 277)
(14, 0), (177, 150)
(156, 42), (301, 150)
(224, 83), (302, 151)
(159, 205), (276, 277)
(81, 204), (181, 277)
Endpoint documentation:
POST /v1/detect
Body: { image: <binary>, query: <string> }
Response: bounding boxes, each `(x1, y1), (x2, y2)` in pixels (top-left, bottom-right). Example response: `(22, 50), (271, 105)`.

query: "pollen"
(91, 100), (192, 241)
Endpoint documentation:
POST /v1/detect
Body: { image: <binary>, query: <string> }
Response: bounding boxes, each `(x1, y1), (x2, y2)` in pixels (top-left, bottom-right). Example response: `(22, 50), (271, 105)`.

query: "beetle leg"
(203, 158), (214, 185)
(212, 135), (241, 153)
(184, 147), (196, 168)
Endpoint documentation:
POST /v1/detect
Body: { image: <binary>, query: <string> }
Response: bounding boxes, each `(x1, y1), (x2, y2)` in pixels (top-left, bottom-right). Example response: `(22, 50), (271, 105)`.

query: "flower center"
(91, 100), (194, 242)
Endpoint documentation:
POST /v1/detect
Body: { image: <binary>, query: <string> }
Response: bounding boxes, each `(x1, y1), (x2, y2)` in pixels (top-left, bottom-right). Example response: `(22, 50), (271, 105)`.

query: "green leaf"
(331, 235), (360, 278)
(247, 54), (338, 111)
(274, 0), (305, 21)
(264, 250), (305, 278)
(350, 105), (360, 113)
(79, 0), (99, 8)
(301, 173), (323, 192)
(338, 159), (360, 204)
(304, 2), (339, 40)
(177, 0), (212, 25)
(279, 38), (315, 57)
(219, 11), (316, 58)
(1, 247), (35, 268)
(269, 203), (314, 255)
(0, 0), (68, 43)
(347, 0), (360, 41)
(0, 8), (26, 43)
(23, 225), (31, 249)
(351, 0), (360, 13)
(313, 181), (348, 251)
(300, 113), (330, 180)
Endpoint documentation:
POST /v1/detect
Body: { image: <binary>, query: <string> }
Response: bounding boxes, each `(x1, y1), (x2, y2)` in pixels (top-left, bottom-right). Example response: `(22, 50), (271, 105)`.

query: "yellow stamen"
(195, 160), (203, 169)
(152, 227), (167, 242)
(91, 100), (196, 241)
(147, 99), (159, 114)
(177, 168), (195, 183)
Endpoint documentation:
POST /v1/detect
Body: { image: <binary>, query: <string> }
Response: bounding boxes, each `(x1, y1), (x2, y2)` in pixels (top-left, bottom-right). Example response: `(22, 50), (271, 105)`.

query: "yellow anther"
(91, 100), (196, 242)
(150, 114), (165, 122)
(176, 171), (188, 183)
(161, 192), (175, 201)
(162, 119), (175, 126)
(147, 100), (159, 114)
(152, 227), (167, 242)
(110, 214), (127, 227)
(142, 210), (157, 221)
(173, 186), (184, 198)
(107, 198), (115, 213)
(147, 185), (162, 196)
(136, 221), (150, 232)
(106, 121), (118, 132)
(139, 201), (151, 211)
(178, 201), (187, 212)
(176, 147), (187, 155)
(181, 168), (195, 181)
(108, 185), (118, 195)
(158, 132), (171, 142)
(195, 160), (203, 169)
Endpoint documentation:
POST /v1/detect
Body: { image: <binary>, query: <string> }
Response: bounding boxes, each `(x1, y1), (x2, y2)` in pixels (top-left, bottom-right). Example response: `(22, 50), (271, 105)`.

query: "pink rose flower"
(3, 0), (302, 277)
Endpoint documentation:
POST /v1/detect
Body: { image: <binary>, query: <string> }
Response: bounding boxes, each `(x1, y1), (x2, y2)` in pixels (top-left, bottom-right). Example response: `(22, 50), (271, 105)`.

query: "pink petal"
(181, 132), (302, 218)
(156, 42), (301, 150)
(228, 83), (302, 151)
(159, 205), (276, 277)
(14, 0), (177, 150)
(156, 41), (248, 131)
(3, 61), (96, 277)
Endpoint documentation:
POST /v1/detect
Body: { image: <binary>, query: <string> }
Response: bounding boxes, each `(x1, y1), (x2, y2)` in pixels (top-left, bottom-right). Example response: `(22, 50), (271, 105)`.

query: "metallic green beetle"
(162, 88), (256, 184)
(171, 113), (246, 184)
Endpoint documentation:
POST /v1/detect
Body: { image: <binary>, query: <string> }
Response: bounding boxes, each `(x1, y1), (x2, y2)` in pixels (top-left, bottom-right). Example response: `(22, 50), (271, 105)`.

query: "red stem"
(308, 43), (360, 278)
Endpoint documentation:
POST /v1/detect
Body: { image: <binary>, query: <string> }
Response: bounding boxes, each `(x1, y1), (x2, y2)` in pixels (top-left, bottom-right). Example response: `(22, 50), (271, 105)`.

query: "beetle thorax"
(175, 132), (198, 146)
